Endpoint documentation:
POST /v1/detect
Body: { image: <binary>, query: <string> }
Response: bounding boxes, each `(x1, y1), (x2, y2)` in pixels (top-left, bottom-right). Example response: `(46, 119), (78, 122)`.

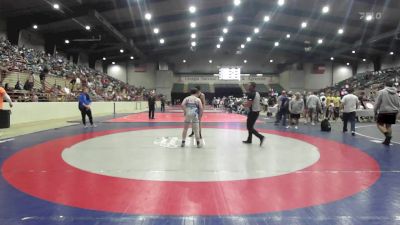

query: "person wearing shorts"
(288, 92), (304, 129)
(374, 81), (400, 145)
(181, 88), (203, 148)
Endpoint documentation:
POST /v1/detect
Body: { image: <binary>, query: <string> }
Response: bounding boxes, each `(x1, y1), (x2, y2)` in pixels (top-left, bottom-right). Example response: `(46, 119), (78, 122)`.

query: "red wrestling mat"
(108, 112), (252, 123)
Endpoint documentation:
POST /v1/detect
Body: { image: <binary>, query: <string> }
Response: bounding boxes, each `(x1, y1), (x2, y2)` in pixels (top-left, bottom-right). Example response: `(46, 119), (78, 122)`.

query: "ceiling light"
(219, 37), (224, 42)
(191, 41), (197, 47)
(102, 57), (106, 61)
(227, 15), (234, 22)
(330, 57), (334, 61)
(246, 37), (252, 42)
(145, 13), (152, 21)
(244, 60), (247, 63)
(153, 28), (159, 34)
(274, 41), (279, 47)
(317, 39), (323, 44)
(301, 22), (307, 28)
(112, 62), (116, 65)
(363, 58), (366, 62)
(120, 49), (124, 53)
(159, 38), (165, 44)
(216, 44), (221, 48)
(53, 3), (60, 10)
(322, 5), (330, 14)
(190, 22), (197, 28)
(254, 28), (260, 33)
(33, 24), (38, 29)
(234, 0), (241, 6)
(286, 34), (290, 39)
(130, 56), (134, 60)
(191, 33), (196, 39)
(346, 62), (350, 66)
(223, 28), (228, 33)
(209, 60), (213, 64)
(390, 51), (394, 55)
(264, 15), (270, 22)
(352, 50), (356, 54)
(366, 15), (373, 21)
(65, 39), (70, 44)
(189, 6), (196, 13)
(183, 59), (186, 63)
(241, 44), (245, 48)
(85, 25), (91, 30)
(277, 0), (285, 6)
(338, 28), (344, 34)
(270, 59), (274, 63)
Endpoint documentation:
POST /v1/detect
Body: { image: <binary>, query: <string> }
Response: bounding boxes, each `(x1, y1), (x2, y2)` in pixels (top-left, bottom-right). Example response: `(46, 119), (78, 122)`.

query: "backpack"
(321, 119), (331, 132)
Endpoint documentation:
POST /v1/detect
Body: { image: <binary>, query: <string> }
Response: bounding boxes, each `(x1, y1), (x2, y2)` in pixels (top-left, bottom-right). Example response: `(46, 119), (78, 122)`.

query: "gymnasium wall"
(77, 52), (89, 67)
(106, 62), (157, 89)
(382, 55), (400, 69)
(107, 63), (128, 83)
(2, 101), (149, 125)
(0, 18), (6, 39)
(18, 29), (45, 51)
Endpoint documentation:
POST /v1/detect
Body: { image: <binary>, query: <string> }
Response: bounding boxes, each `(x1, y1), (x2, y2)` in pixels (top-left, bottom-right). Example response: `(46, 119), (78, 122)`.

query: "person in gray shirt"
(288, 92), (305, 129)
(306, 92), (321, 125)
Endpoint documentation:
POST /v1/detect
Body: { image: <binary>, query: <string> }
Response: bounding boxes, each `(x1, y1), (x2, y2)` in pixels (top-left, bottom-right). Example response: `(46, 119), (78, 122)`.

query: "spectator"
(341, 89), (359, 136)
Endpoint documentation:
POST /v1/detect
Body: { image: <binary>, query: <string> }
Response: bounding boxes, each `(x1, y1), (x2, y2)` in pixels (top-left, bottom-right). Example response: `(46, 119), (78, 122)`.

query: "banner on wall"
(178, 75), (277, 83)
(312, 64), (326, 74)
(134, 64), (147, 72)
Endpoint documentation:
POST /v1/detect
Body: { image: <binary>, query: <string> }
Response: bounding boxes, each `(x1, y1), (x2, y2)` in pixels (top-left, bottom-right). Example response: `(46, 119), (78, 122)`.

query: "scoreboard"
(219, 67), (241, 80)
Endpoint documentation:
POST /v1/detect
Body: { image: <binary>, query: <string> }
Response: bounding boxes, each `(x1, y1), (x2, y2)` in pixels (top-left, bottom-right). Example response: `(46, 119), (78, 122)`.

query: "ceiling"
(1, 0), (400, 64)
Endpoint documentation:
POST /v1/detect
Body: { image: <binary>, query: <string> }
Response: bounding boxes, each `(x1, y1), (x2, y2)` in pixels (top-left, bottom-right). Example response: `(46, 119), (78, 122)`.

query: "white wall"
(382, 55), (400, 69)
(357, 61), (374, 74)
(332, 65), (352, 84)
(107, 63), (127, 83)
(77, 52), (89, 67)
(95, 60), (103, 72)
(18, 29), (45, 51)
(156, 70), (174, 99)
(0, 18), (6, 39)
(127, 63), (156, 88)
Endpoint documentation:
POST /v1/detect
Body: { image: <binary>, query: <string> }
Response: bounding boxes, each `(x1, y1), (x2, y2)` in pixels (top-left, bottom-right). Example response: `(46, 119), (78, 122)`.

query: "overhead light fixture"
(264, 15), (270, 22)
(338, 28), (344, 34)
(191, 33), (196, 39)
(53, 3), (60, 10)
(317, 39), (323, 44)
(227, 15), (234, 22)
(363, 58), (366, 62)
(33, 24), (38, 29)
(330, 57), (334, 61)
(159, 38), (165, 44)
(145, 13), (152, 21)
(65, 39), (70, 44)
(189, 6), (196, 13)
(277, 0), (285, 6)
(274, 41), (279, 47)
(191, 41), (197, 47)
(153, 28), (159, 34)
(270, 59), (274, 63)
(254, 27), (260, 34)
(246, 37), (252, 42)
(209, 60), (213, 64)
(223, 28), (228, 33)
(216, 44), (221, 48)
(322, 5), (330, 14)
(190, 22), (197, 28)
(85, 25), (91, 30)
(244, 60), (247, 63)
(346, 62), (350, 66)
(352, 50), (356, 54)
(183, 59), (186, 63)
(219, 37), (224, 42)
(102, 57), (106, 61)
(240, 44), (245, 49)
(112, 62), (116, 65)
(301, 22), (307, 28)
(234, 0), (241, 6)
(130, 56), (134, 60)
(390, 51), (394, 55)
(366, 15), (373, 21)
(120, 49), (124, 53)
(286, 34), (291, 39)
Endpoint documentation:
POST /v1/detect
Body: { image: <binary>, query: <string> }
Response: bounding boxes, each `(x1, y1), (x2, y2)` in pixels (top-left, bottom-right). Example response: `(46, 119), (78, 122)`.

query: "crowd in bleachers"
(0, 37), (152, 102)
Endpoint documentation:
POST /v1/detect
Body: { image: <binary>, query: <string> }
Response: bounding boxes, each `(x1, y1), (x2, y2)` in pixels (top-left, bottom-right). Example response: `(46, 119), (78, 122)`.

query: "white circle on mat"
(62, 128), (320, 182)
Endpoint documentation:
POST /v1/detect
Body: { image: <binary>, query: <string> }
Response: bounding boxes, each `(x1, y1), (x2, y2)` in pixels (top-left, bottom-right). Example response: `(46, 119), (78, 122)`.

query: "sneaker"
(260, 136), (265, 147)
(181, 142), (185, 147)
(188, 133), (194, 137)
(242, 141), (252, 144)
(382, 137), (392, 146)
(91, 124), (97, 128)
(83, 125), (88, 128)
(311, 122), (315, 126)
(294, 126), (298, 129)
(351, 132), (355, 136)
(197, 141), (201, 148)
(286, 126), (291, 129)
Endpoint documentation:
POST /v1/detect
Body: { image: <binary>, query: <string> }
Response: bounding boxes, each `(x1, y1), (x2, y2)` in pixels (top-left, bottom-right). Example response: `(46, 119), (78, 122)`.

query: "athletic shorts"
(185, 114), (199, 123)
(291, 114), (301, 119)
(377, 113), (398, 125)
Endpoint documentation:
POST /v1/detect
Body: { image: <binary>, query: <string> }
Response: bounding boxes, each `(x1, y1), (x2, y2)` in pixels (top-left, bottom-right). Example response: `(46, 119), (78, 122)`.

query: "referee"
(243, 82), (265, 146)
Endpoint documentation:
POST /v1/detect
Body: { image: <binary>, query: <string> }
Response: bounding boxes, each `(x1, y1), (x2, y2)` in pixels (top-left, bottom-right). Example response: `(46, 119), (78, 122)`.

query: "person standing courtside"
(341, 89), (359, 136)
(78, 87), (95, 128)
(243, 82), (265, 146)
(288, 92), (304, 129)
(0, 85), (13, 109)
(160, 95), (166, 113)
(189, 85), (205, 138)
(374, 81), (400, 145)
(148, 92), (156, 119)
(181, 88), (203, 148)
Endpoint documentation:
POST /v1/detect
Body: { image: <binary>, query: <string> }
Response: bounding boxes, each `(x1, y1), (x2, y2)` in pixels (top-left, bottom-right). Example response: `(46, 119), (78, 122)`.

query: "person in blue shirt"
(78, 87), (95, 128)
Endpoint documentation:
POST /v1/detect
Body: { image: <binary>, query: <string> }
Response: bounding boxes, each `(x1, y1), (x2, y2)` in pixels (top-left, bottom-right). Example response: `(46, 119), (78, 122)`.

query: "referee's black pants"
(246, 111), (263, 142)
(79, 107), (93, 125)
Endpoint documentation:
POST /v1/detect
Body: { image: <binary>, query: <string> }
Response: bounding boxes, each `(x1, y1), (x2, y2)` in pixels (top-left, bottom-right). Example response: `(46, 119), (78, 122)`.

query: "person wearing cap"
(374, 81), (400, 145)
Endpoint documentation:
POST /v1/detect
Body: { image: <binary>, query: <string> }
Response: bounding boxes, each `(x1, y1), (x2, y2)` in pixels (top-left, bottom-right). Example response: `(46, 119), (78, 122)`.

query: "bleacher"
(214, 83), (243, 97)
(268, 83), (284, 93)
